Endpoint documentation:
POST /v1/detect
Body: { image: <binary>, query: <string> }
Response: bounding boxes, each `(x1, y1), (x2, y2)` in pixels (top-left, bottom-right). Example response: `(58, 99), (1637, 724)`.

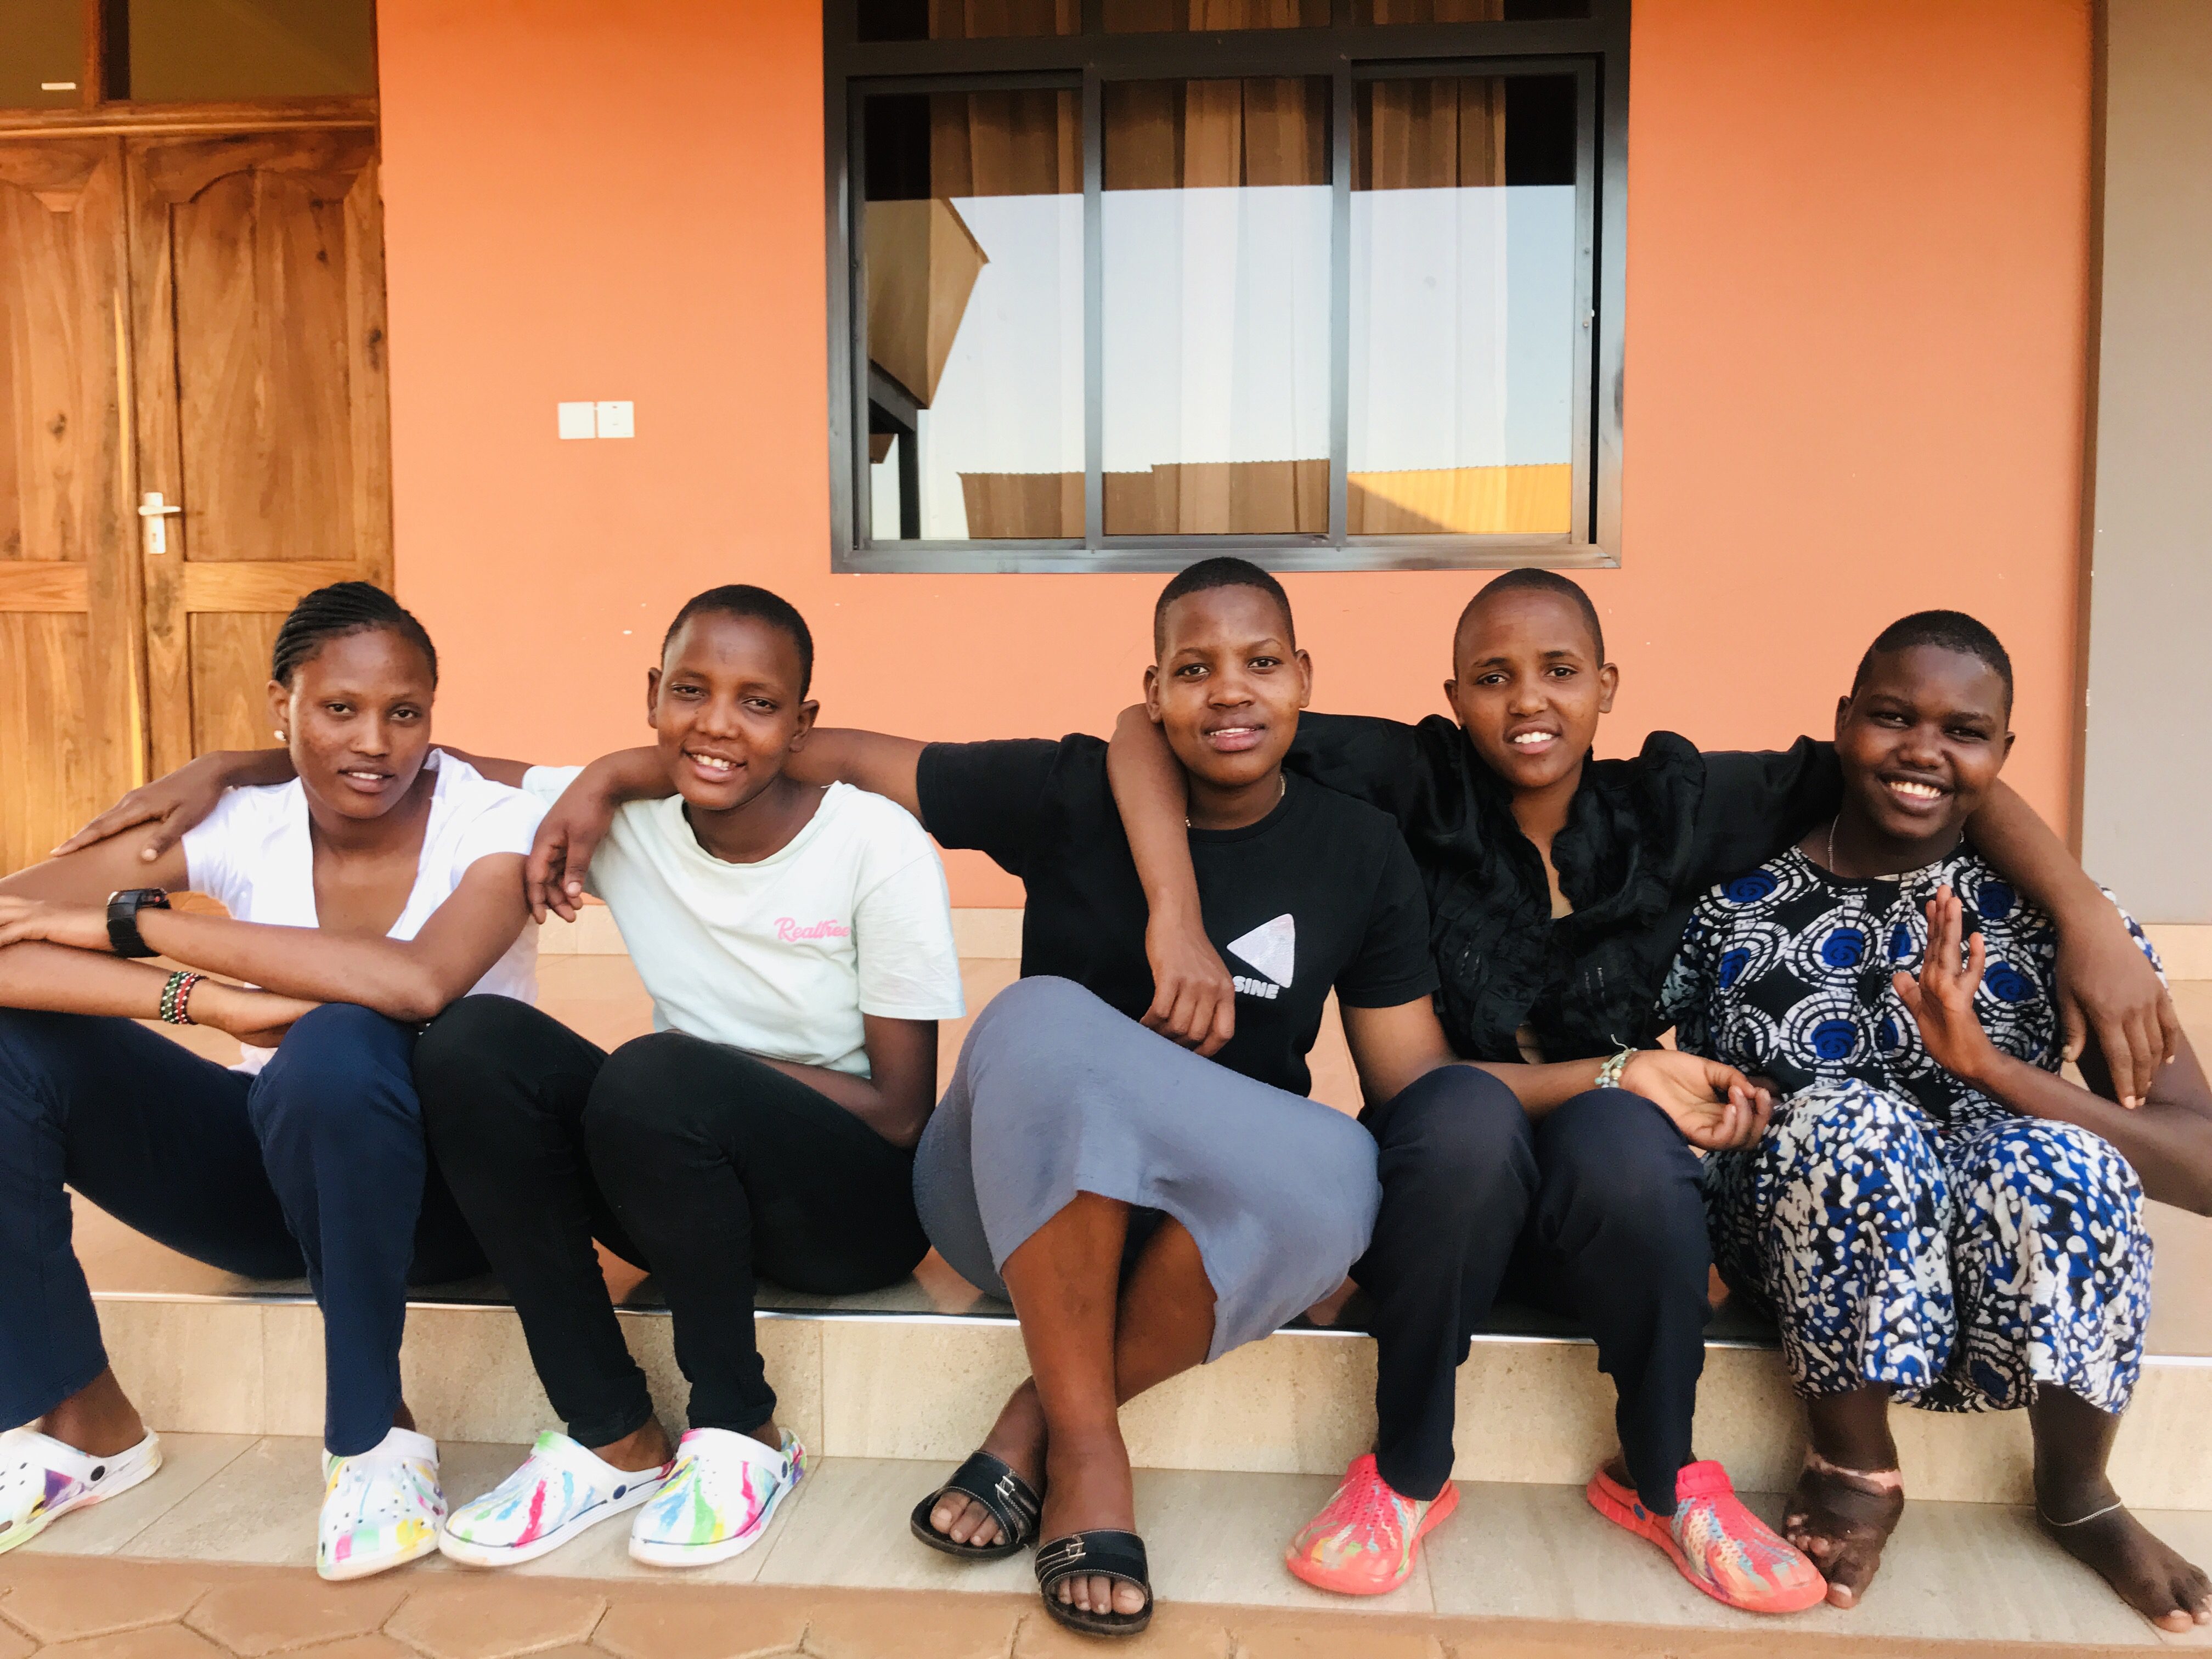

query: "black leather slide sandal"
(908, 1449), (1042, 1561)
(1034, 1528), (1153, 1637)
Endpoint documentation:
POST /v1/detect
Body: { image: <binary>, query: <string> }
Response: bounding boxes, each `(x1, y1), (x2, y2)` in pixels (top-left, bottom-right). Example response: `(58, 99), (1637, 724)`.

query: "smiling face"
(264, 628), (437, 821)
(1446, 588), (1617, 794)
(647, 610), (817, 814)
(1834, 643), (2014, 852)
(1144, 585), (1311, 794)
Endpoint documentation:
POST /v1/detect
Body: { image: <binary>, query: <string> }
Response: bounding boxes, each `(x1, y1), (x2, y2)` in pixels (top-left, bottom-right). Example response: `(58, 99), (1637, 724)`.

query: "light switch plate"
(595, 401), (635, 439)
(557, 402), (596, 440)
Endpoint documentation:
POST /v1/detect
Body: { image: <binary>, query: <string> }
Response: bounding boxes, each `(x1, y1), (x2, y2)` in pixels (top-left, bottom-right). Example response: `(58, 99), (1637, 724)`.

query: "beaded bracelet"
(158, 969), (203, 1026)
(1594, 1043), (1635, 1091)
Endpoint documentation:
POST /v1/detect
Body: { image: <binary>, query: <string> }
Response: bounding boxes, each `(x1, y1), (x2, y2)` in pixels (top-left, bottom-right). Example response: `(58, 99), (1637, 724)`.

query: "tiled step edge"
(89, 1296), (2212, 1510)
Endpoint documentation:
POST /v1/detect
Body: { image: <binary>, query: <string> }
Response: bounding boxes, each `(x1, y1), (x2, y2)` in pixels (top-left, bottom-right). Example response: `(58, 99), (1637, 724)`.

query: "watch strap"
(106, 889), (171, 958)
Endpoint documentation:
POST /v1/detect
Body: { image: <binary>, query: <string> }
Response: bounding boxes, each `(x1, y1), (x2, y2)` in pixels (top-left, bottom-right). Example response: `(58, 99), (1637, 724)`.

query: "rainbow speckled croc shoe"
(629, 1427), (805, 1568)
(441, 1429), (670, 1568)
(1284, 1452), (1459, 1596)
(318, 1426), (443, 1581)
(1587, 1458), (1827, 1613)
(0, 1426), (162, 1556)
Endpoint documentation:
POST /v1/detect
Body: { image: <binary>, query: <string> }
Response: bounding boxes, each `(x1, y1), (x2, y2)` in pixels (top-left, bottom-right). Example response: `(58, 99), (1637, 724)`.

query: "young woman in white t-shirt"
(0, 584), (541, 1581)
(62, 585), (967, 1572)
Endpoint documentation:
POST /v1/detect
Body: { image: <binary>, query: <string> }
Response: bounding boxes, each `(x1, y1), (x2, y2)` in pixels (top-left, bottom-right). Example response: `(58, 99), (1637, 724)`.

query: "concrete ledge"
(2147, 924), (2212, 980)
(88, 1294), (2212, 1510)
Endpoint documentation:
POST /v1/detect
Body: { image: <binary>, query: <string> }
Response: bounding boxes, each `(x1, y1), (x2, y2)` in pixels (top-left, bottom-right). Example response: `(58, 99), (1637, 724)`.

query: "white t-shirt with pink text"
(521, 771), (964, 1077)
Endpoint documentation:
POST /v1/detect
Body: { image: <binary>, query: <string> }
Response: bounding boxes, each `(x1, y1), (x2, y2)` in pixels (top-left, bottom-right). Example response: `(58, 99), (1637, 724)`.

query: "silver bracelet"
(1595, 1045), (1635, 1091)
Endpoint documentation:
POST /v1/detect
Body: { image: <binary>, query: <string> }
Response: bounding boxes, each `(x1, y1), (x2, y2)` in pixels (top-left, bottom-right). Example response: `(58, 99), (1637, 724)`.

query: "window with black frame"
(830, 0), (1625, 571)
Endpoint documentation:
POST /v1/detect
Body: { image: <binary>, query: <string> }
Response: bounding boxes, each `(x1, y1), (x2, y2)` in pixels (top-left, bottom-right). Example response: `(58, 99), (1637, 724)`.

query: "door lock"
(138, 492), (183, 557)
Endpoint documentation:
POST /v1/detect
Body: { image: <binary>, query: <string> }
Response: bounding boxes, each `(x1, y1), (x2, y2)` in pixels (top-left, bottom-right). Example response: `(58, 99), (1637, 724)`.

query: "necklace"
(1826, 816), (1841, 876)
(1188, 772), (1285, 830)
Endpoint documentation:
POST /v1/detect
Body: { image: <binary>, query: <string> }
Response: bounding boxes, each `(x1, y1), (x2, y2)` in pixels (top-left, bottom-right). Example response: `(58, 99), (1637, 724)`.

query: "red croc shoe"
(1587, 1459), (1826, 1614)
(1284, 1453), (1459, 1596)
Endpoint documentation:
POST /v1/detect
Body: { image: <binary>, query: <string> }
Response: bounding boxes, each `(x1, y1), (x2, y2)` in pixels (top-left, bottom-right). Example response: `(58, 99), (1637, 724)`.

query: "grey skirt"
(912, 975), (1382, 1362)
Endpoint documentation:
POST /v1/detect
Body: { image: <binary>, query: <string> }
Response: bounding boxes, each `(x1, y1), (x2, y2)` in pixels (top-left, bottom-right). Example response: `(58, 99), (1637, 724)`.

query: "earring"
(274, 730), (286, 742)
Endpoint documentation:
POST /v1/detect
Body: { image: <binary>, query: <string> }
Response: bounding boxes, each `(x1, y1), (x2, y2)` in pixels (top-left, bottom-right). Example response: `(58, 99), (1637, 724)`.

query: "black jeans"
(1353, 1077), (1711, 1515)
(414, 996), (929, 1443)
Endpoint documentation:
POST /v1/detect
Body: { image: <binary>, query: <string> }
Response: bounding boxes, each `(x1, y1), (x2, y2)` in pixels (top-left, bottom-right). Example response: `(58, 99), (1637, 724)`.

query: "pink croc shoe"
(1587, 1459), (1826, 1614)
(1285, 1452), (1459, 1596)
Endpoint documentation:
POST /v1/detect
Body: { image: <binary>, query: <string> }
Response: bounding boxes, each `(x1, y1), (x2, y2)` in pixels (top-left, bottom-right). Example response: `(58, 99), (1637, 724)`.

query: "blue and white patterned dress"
(1658, 844), (2158, 1414)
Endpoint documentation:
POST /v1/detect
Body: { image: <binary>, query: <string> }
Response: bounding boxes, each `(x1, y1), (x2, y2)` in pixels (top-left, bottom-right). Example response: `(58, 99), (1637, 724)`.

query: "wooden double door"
(0, 123), (391, 873)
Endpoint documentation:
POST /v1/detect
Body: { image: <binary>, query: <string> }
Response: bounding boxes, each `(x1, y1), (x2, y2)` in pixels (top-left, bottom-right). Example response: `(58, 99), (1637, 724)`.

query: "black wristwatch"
(106, 889), (172, 958)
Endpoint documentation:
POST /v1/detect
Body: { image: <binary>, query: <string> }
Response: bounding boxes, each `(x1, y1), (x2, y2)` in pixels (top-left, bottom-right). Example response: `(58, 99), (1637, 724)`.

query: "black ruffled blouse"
(1286, 714), (1843, 1064)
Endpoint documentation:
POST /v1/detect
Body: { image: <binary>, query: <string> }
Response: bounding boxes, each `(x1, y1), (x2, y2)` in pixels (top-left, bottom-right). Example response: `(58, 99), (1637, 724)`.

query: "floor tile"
(752, 1457), (1036, 1596)
(42, 1627), (232, 1659)
(21, 1433), (257, 1558)
(185, 1574), (411, 1656)
(383, 1579), (605, 1659)
(1423, 1480), (2162, 1647)
(0, 1555), (219, 1640)
(1132, 1467), (1435, 1616)
(114, 1437), (325, 1568)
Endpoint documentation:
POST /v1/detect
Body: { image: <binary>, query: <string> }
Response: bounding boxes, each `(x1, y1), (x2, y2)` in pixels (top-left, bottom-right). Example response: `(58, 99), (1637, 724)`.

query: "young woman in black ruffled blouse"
(1109, 569), (2179, 1612)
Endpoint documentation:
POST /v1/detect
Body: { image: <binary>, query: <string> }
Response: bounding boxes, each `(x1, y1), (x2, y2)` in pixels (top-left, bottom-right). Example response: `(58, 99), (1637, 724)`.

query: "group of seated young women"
(0, 565), (2205, 1640)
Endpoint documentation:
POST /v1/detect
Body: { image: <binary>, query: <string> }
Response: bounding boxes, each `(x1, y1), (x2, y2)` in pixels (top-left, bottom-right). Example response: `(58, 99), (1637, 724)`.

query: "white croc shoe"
(629, 1427), (806, 1568)
(319, 1426), (444, 1581)
(441, 1429), (672, 1567)
(0, 1426), (162, 1556)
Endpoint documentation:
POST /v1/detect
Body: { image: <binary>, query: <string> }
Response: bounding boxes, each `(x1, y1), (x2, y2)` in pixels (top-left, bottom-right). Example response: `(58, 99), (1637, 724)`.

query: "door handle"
(138, 491), (183, 557)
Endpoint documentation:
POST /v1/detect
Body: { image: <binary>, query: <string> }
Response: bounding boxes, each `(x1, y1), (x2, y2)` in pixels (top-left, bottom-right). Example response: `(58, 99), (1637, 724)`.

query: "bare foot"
(2041, 1493), (2212, 1633)
(37, 1369), (146, 1459)
(1040, 1421), (1146, 1619)
(929, 1379), (1047, 1549)
(1784, 1453), (1903, 1608)
(590, 1418), (676, 1474)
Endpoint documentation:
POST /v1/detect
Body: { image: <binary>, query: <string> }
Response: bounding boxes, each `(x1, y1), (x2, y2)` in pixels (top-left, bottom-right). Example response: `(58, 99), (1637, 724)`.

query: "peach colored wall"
(375, 0), (2091, 907)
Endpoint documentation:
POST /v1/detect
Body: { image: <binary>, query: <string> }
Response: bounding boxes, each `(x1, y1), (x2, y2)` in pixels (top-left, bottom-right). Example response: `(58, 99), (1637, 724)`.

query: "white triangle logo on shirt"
(1226, 914), (1296, 988)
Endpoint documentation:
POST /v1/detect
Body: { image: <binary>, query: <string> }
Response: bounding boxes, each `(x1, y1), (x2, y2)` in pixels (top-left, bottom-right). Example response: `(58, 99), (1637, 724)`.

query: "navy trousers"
(1355, 1080), (1712, 1514)
(0, 1004), (483, 1455)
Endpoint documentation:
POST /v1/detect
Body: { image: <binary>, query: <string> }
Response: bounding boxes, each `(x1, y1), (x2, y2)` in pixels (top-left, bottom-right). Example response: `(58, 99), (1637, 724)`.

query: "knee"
(0, 1008), (75, 1128)
(256, 1005), (421, 1143)
(584, 1032), (708, 1143)
(1538, 1090), (1704, 1240)
(968, 975), (1102, 1054)
(1975, 1121), (2143, 1229)
(415, 994), (539, 1081)
(1376, 1066), (1534, 1195)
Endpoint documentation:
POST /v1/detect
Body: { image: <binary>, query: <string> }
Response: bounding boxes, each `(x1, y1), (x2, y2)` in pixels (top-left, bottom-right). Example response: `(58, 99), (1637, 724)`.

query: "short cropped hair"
(1455, 567), (1605, 662)
(1153, 557), (1295, 656)
(661, 584), (816, 697)
(1852, 610), (2013, 711)
(271, 582), (438, 687)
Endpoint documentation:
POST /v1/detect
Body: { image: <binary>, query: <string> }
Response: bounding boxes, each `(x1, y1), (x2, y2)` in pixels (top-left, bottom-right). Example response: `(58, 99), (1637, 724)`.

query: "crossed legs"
(933, 1195), (1216, 1618)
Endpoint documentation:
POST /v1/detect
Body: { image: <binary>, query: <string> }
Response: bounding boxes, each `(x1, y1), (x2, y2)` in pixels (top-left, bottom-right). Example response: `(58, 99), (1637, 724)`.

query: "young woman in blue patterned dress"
(1661, 611), (2212, 1632)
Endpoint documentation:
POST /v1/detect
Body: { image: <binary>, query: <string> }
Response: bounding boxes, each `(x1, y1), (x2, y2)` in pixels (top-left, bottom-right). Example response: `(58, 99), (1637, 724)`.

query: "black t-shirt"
(917, 735), (1438, 1099)
(1286, 713), (1843, 1064)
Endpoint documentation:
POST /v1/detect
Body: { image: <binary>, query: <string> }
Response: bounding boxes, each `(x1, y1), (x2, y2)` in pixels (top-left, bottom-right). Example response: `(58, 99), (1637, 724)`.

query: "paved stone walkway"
(0, 1555), (2172, 1659)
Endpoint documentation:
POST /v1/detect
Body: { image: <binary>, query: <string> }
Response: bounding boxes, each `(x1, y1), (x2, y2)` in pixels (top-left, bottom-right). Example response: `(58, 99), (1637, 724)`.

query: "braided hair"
(270, 583), (438, 687)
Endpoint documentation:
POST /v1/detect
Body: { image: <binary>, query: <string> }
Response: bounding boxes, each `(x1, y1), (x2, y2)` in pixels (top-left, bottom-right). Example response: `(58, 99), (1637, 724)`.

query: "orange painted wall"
(375, 0), (2092, 906)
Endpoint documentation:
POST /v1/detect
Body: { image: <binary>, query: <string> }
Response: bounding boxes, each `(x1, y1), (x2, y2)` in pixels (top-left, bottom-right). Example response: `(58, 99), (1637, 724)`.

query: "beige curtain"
(927, 0), (1077, 37)
(1344, 70), (1571, 537)
(1101, 0), (1327, 30)
(1103, 78), (1329, 535)
(929, 91), (1085, 538)
(1364, 0), (1504, 20)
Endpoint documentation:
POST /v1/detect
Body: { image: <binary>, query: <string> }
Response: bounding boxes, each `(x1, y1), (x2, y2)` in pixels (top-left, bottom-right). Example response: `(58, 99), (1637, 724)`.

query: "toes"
(1114, 1580), (1148, 1616)
(1827, 1583), (1857, 1610)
